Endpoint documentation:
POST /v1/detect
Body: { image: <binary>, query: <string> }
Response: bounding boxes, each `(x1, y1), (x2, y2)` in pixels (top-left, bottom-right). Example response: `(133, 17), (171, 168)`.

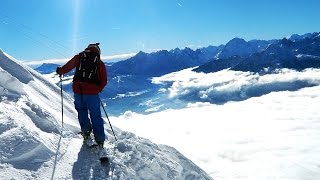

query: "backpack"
(73, 51), (101, 85)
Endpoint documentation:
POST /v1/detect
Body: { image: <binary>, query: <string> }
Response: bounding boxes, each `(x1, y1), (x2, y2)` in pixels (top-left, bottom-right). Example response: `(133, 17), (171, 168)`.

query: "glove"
(56, 66), (62, 75)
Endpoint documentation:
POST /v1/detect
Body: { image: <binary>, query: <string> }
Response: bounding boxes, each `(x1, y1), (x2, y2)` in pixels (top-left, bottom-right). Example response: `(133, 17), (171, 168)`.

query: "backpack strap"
(76, 52), (86, 102)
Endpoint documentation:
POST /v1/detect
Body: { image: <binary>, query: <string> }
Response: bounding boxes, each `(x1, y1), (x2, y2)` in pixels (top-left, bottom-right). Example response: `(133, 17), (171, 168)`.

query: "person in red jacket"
(56, 43), (107, 148)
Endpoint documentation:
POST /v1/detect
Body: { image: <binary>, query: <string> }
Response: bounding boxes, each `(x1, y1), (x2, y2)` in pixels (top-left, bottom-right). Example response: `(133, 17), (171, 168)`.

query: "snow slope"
(0, 49), (212, 179)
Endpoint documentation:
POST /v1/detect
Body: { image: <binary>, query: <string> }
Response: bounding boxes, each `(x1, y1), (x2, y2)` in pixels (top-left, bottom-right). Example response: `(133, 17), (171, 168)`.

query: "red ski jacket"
(59, 48), (107, 95)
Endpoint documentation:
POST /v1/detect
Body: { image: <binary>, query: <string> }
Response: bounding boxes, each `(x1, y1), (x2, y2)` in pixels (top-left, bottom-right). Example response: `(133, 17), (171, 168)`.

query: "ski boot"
(97, 141), (109, 162)
(81, 131), (97, 148)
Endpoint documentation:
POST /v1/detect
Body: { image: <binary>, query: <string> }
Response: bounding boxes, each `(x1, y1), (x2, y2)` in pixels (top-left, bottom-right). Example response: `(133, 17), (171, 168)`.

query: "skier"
(56, 43), (107, 149)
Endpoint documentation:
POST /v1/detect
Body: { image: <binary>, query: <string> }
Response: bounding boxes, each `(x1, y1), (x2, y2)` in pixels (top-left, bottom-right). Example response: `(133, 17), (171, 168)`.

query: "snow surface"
(0, 49), (212, 179)
(4, 44), (320, 179)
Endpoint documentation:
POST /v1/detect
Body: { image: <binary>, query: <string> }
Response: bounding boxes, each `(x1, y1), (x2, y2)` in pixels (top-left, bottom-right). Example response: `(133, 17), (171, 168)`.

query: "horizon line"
(21, 52), (137, 66)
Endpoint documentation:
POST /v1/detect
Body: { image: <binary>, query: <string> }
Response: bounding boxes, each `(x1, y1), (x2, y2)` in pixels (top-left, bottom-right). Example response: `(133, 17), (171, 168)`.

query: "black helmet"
(87, 43), (100, 54)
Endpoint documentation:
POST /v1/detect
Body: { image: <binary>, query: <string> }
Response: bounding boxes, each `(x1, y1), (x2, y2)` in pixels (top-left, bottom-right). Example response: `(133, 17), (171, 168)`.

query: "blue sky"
(0, 0), (319, 62)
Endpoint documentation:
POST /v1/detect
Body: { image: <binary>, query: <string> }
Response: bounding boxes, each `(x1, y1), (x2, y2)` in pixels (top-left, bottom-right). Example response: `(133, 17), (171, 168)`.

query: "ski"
(84, 139), (110, 165)
(97, 147), (110, 168)
(79, 132), (112, 175)
(92, 145), (113, 177)
(96, 146), (110, 166)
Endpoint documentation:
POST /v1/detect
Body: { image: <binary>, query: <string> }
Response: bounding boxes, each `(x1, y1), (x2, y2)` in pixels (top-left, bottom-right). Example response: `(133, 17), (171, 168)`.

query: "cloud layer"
(153, 68), (320, 104)
(112, 67), (319, 178)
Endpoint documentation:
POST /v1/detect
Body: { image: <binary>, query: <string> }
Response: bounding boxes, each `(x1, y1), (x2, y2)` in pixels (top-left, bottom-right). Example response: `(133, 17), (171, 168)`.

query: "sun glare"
(72, 0), (81, 54)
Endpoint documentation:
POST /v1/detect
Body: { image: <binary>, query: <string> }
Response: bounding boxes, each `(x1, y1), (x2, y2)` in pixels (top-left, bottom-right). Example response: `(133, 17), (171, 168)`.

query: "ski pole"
(100, 100), (117, 141)
(51, 74), (65, 180)
(60, 75), (64, 129)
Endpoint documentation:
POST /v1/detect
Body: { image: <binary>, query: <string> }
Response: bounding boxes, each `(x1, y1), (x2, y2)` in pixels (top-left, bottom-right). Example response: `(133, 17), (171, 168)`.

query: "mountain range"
(107, 38), (272, 77)
(33, 32), (320, 116)
(195, 32), (320, 73)
(36, 32), (320, 78)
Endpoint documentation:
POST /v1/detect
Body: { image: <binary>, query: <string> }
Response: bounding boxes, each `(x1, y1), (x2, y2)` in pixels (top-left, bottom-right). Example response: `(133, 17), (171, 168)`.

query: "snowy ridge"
(104, 132), (209, 179)
(0, 50), (212, 179)
(296, 54), (320, 60)
(0, 49), (79, 178)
